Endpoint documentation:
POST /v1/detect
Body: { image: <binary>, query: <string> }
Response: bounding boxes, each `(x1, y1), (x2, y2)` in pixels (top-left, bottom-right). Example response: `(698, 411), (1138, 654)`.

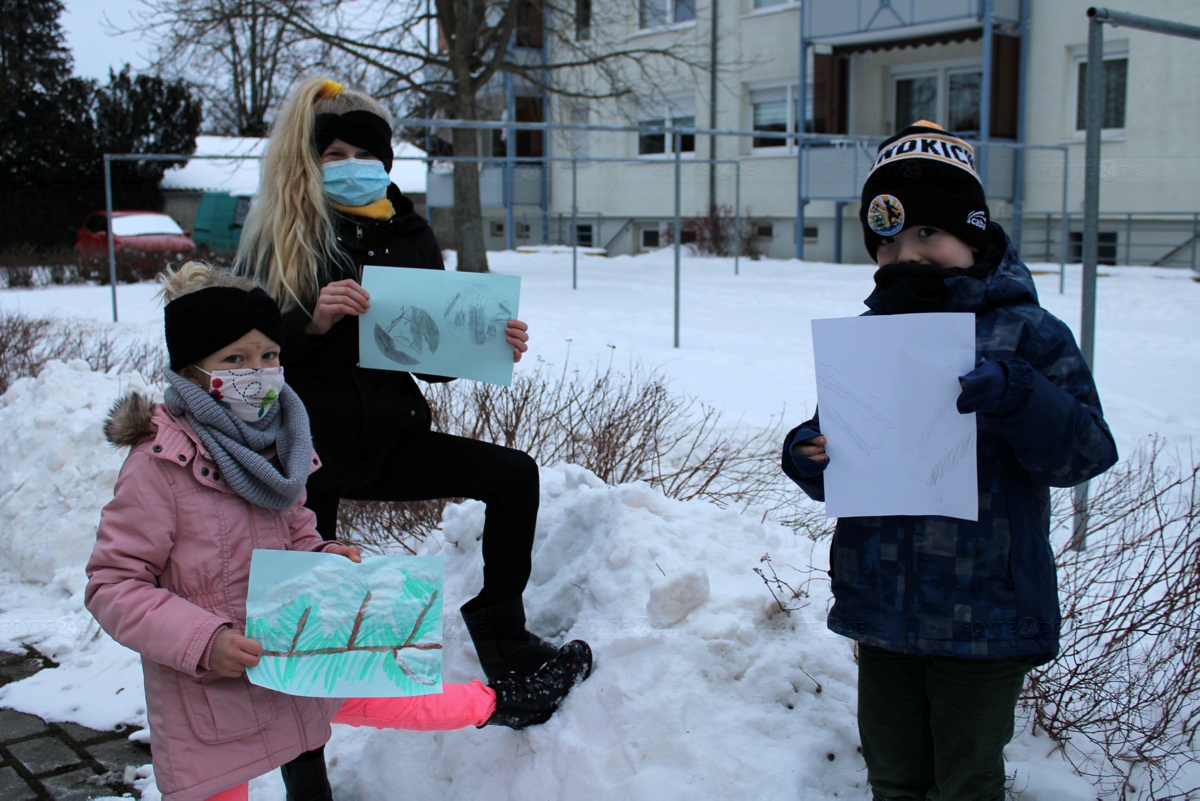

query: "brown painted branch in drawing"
(346, 591), (371, 649)
(260, 589), (443, 658)
(288, 607), (311, 655)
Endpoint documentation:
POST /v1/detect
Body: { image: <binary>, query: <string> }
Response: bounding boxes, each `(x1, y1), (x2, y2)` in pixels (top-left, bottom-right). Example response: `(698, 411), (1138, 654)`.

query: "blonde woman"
(237, 78), (580, 691)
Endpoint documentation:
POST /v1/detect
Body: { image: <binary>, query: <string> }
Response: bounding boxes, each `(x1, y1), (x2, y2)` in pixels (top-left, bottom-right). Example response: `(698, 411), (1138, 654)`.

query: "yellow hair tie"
(318, 80), (343, 99)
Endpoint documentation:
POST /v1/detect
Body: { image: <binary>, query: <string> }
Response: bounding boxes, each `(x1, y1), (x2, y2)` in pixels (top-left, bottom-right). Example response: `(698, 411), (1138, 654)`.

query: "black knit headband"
(314, 110), (394, 172)
(164, 287), (284, 370)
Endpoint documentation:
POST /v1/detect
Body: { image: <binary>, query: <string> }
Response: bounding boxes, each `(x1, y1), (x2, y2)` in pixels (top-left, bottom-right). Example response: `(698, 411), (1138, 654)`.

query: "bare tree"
(273, 0), (715, 272)
(123, 0), (329, 136)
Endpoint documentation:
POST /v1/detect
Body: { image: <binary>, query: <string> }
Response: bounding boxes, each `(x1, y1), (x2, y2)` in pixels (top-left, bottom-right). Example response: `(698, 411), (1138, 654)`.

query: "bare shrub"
(662, 204), (764, 258)
(0, 245), (89, 287)
(335, 357), (818, 554)
(337, 498), (451, 556)
(1021, 440), (1200, 797)
(80, 250), (193, 285)
(0, 312), (167, 395)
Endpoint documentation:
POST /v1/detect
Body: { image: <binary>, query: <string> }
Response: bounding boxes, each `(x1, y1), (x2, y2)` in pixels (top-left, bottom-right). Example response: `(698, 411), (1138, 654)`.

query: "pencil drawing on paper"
(246, 556), (442, 697)
(925, 435), (973, 486)
(816, 362), (899, 454)
(372, 305), (440, 366)
(444, 289), (514, 345)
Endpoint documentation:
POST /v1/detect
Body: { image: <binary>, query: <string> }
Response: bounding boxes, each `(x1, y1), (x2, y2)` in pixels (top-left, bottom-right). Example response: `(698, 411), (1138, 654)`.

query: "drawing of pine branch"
(250, 585), (442, 694)
(260, 589), (442, 659)
(446, 291), (513, 344)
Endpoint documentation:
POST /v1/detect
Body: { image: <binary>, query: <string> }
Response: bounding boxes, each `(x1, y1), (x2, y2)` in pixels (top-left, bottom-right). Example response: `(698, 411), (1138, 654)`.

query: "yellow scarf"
(332, 197), (395, 220)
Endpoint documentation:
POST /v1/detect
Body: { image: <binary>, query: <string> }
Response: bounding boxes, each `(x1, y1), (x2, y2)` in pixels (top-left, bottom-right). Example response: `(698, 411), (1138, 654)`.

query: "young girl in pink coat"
(85, 262), (591, 801)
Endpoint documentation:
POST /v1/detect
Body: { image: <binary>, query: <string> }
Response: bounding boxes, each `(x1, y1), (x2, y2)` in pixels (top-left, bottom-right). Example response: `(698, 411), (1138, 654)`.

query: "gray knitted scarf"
(163, 369), (313, 510)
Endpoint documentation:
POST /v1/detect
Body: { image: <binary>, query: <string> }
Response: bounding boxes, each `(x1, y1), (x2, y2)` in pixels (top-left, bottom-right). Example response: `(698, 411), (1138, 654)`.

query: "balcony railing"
(427, 163), (545, 208)
(805, 0), (1020, 41)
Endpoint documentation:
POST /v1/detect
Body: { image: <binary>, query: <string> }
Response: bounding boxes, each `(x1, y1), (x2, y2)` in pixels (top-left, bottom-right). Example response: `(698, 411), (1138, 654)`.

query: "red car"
(76, 211), (196, 263)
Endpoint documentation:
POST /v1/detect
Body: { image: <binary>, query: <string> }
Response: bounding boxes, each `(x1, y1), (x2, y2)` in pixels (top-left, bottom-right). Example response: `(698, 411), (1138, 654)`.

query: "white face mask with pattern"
(193, 366), (286, 423)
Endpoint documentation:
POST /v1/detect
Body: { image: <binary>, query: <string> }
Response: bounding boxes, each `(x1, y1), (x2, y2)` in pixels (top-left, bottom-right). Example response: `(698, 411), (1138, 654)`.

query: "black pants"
(280, 746), (332, 801)
(856, 643), (1037, 801)
(306, 428), (540, 607)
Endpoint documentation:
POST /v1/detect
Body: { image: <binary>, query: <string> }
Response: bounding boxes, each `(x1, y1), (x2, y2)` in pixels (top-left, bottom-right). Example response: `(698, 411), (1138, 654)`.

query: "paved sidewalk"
(0, 649), (146, 800)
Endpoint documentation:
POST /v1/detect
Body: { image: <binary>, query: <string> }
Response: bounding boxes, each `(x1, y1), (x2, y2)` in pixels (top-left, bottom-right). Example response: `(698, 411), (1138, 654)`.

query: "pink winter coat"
(85, 395), (344, 801)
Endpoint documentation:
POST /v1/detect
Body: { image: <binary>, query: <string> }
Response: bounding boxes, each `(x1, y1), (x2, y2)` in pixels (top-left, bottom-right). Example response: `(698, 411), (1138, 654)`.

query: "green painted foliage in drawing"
(245, 552), (443, 698)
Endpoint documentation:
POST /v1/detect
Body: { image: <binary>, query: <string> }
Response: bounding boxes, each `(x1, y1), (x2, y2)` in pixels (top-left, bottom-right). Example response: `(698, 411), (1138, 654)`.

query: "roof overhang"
(810, 18), (983, 53)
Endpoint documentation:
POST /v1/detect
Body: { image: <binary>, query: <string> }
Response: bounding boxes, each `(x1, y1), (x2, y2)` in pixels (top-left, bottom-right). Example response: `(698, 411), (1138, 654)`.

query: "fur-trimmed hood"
(104, 393), (156, 448)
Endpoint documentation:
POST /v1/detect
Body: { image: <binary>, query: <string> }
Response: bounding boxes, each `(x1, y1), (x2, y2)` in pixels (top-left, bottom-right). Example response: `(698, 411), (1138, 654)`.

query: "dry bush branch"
(338, 356), (830, 554)
(1022, 439), (1200, 797)
(0, 312), (167, 395)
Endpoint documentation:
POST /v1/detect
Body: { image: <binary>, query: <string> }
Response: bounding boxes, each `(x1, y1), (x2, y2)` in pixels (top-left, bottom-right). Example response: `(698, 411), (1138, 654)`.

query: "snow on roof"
(161, 135), (428, 196)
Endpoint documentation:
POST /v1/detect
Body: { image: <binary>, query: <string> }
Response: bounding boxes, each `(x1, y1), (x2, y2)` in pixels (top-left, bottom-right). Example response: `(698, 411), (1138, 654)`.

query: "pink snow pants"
(202, 681), (496, 800)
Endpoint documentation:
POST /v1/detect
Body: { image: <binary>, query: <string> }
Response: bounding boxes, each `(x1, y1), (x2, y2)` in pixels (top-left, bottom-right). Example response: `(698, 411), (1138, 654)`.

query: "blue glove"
(957, 360), (1008, 415)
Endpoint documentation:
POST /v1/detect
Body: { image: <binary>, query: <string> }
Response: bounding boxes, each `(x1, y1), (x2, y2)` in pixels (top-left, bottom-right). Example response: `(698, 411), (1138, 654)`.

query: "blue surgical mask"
(322, 158), (391, 206)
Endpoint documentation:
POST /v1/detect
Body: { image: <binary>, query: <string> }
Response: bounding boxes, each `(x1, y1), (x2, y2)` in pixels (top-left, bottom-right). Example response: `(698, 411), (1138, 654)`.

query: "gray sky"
(60, 0), (151, 79)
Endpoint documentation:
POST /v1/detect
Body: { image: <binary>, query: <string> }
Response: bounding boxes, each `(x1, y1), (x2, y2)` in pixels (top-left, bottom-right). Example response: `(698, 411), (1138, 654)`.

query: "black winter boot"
(280, 746), (333, 801)
(484, 640), (593, 730)
(461, 596), (560, 682)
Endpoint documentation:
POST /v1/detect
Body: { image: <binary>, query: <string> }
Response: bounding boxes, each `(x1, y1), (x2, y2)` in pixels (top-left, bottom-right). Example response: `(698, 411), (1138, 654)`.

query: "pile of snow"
(0, 359), (1093, 800)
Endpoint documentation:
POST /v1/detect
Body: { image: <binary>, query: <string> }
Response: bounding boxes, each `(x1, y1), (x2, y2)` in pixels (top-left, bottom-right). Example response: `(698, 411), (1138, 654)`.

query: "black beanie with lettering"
(859, 121), (991, 262)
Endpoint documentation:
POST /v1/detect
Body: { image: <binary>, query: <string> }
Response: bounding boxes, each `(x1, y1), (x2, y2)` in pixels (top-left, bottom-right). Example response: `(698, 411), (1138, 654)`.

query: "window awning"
(811, 19), (983, 54)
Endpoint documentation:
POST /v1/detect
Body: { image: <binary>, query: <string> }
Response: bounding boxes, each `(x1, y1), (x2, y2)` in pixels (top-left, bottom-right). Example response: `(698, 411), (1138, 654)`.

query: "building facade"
(427, 0), (1200, 267)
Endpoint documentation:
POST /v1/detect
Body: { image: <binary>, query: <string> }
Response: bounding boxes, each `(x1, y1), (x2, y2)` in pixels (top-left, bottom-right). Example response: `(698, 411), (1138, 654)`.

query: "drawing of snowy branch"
(246, 559), (443, 696)
(373, 305), (440, 366)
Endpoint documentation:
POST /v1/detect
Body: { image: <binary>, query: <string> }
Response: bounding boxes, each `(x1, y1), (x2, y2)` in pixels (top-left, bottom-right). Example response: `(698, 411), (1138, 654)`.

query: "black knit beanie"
(314, 110), (394, 172)
(859, 120), (991, 262)
(164, 286), (284, 370)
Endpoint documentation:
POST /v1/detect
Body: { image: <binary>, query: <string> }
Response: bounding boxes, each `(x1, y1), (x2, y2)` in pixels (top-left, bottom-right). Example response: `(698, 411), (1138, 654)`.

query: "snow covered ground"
(0, 247), (1197, 800)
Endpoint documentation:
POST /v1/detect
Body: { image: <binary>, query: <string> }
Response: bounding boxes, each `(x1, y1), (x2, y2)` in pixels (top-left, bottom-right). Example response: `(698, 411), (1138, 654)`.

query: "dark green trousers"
(857, 643), (1037, 801)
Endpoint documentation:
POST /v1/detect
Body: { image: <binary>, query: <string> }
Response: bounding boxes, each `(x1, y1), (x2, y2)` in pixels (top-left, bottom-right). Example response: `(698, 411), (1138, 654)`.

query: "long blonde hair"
(236, 77), (391, 313)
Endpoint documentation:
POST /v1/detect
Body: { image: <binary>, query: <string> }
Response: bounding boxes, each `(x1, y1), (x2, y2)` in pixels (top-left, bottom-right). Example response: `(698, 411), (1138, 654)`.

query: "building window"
(756, 222), (774, 238)
(492, 96), (544, 162)
(576, 0), (591, 40)
(641, 228), (661, 249)
(1069, 231), (1118, 265)
(751, 85), (813, 150)
(1075, 55), (1127, 130)
(893, 65), (982, 134)
(947, 70), (982, 132)
(639, 0), (695, 28)
(515, 1), (543, 48)
(804, 225), (819, 242)
(575, 224), (594, 247)
(638, 98), (695, 157)
(490, 221), (506, 237)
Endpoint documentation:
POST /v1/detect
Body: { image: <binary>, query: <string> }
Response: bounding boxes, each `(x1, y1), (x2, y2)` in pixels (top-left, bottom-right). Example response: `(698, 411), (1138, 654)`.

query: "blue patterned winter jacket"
(782, 224), (1117, 661)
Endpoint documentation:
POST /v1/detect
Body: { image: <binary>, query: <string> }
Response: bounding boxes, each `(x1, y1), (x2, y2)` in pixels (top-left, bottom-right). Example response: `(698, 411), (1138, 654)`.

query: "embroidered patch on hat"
(867, 194), (905, 236)
(967, 210), (988, 230)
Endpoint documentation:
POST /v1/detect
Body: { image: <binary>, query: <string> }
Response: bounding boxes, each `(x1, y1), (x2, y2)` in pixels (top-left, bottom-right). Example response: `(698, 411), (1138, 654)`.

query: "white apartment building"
(426, 0), (1200, 267)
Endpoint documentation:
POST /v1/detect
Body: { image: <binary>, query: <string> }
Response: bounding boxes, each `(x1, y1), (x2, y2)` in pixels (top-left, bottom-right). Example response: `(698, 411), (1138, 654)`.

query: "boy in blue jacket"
(782, 121), (1118, 800)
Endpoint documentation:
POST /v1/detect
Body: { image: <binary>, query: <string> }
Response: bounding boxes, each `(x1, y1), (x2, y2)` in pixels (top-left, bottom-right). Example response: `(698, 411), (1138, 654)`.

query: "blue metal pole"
(104, 154), (118, 322)
(674, 133), (682, 348)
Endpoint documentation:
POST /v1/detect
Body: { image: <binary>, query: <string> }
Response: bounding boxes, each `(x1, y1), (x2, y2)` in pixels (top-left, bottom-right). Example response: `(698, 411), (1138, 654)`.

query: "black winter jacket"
(782, 224), (1118, 661)
(279, 185), (448, 483)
